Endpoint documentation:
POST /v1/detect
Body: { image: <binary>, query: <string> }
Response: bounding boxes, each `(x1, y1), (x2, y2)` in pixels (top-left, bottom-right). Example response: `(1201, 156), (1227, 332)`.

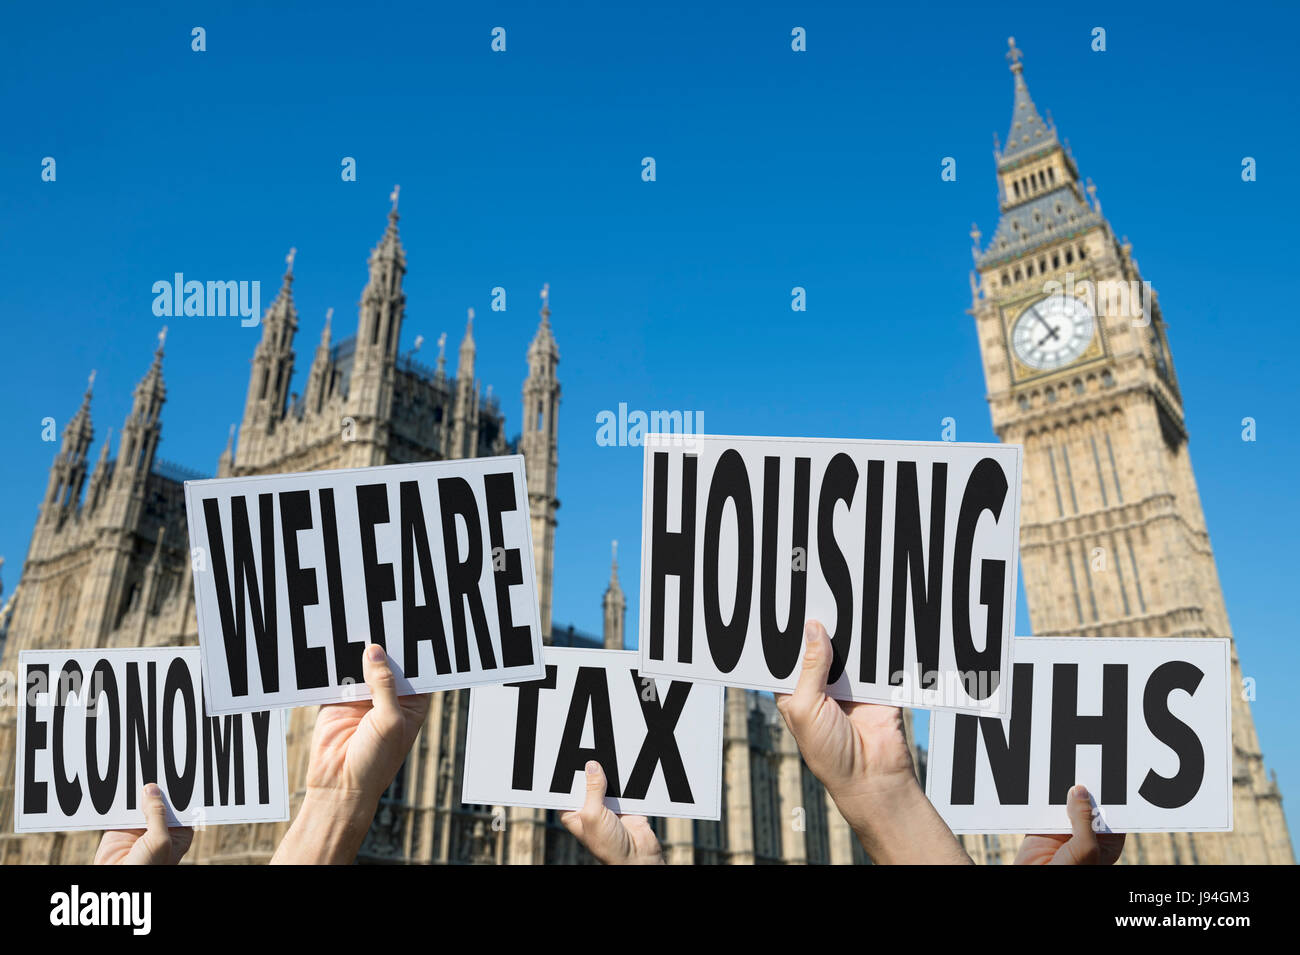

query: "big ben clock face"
(1010, 295), (1095, 371)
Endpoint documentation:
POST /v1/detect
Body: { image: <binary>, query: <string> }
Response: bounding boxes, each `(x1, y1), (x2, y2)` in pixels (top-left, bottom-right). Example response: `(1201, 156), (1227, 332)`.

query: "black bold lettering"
(508, 665), (559, 790)
(551, 667), (620, 796)
(623, 672), (693, 802)
(204, 711), (244, 807)
(281, 490), (328, 690)
(858, 460), (886, 683)
(818, 453), (859, 683)
(649, 453), (697, 663)
(1138, 661), (1205, 809)
(319, 488), (362, 683)
(162, 659), (198, 810)
(400, 480), (450, 677)
(702, 450), (753, 673)
(125, 662), (157, 810)
(759, 456), (810, 680)
(890, 462), (947, 688)
(484, 472), (535, 668)
(22, 665), (49, 814)
(1049, 663), (1128, 804)
(52, 662), (83, 815)
(251, 711), (273, 804)
(203, 494), (279, 696)
(85, 661), (120, 814)
(357, 484), (395, 651)
(951, 458), (1009, 699)
(438, 477), (496, 671)
(951, 662), (1033, 805)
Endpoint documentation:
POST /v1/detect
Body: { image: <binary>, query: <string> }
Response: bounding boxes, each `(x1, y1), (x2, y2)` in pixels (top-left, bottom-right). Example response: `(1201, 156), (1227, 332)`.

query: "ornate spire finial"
(467, 307), (475, 327)
(87, 369), (96, 392)
(1006, 36), (1024, 74)
(436, 331), (447, 375)
(286, 247), (297, 274)
(225, 423), (236, 453)
(969, 223), (982, 261)
(156, 326), (168, 353)
(539, 283), (551, 324)
(390, 185), (400, 213)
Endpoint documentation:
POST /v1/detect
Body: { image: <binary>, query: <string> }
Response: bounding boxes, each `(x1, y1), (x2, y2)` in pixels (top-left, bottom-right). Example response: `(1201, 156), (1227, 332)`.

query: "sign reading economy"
(16, 647), (289, 833)
(185, 456), (546, 715)
(638, 434), (1022, 715)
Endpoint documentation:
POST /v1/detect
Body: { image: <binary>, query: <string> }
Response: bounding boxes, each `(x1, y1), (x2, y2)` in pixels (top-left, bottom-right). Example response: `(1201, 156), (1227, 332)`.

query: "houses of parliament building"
(0, 40), (1291, 865)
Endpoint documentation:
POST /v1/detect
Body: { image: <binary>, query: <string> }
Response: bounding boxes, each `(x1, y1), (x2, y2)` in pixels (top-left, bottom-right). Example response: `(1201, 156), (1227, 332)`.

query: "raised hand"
(775, 620), (971, 864)
(94, 784), (194, 865)
(1015, 784), (1127, 865)
(271, 644), (431, 864)
(560, 761), (665, 865)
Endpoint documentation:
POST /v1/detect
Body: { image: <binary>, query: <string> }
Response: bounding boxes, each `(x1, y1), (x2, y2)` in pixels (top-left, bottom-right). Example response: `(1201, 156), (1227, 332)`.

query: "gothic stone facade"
(0, 201), (876, 865)
(961, 40), (1292, 865)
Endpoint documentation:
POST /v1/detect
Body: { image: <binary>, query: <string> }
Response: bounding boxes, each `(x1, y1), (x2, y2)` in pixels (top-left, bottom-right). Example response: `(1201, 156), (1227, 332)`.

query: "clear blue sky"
(2, 1), (1297, 841)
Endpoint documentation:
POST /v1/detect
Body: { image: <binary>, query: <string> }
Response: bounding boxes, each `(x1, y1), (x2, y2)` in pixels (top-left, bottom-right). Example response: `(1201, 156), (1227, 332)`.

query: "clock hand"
(1037, 325), (1061, 346)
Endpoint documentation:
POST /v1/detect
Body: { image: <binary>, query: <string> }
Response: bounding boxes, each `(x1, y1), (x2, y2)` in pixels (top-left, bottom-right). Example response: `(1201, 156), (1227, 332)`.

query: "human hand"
(271, 644), (431, 864)
(93, 784), (194, 865)
(775, 620), (971, 864)
(560, 761), (665, 865)
(1015, 784), (1126, 865)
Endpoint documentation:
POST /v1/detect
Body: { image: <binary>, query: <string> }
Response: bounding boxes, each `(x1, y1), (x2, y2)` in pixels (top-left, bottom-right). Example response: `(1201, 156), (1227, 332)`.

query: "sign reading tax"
(185, 456), (545, 714)
(462, 647), (725, 819)
(16, 647), (289, 833)
(926, 637), (1233, 834)
(637, 435), (1022, 714)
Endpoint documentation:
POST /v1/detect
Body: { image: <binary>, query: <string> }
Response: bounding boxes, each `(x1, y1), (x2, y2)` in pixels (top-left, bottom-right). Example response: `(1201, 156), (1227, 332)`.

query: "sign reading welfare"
(185, 456), (545, 714)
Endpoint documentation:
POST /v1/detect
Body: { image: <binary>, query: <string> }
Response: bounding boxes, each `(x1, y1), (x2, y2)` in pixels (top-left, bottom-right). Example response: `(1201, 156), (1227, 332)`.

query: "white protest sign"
(926, 637), (1233, 834)
(637, 434), (1022, 714)
(16, 647), (289, 833)
(184, 456), (545, 715)
(462, 647), (725, 819)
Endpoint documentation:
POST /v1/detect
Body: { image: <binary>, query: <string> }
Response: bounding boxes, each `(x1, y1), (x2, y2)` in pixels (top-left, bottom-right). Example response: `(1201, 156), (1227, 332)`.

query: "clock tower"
(968, 38), (1292, 864)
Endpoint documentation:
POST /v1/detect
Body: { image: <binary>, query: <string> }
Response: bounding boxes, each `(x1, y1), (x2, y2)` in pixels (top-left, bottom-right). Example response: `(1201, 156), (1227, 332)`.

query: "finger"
(779, 621), (832, 726)
(1050, 784), (1101, 865)
(136, 783), (174, 865)
(362, 643), (402, 731)
(580, 760), (608, 819)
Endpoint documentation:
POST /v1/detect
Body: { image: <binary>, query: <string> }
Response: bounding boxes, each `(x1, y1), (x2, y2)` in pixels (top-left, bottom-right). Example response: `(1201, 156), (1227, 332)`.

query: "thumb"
(581, 760), (609, 817)
(134, 783), (174, 865)
(362, 643), (401, 733)
(1051, 784), (1102, 865)
(780, 621), (832, 725)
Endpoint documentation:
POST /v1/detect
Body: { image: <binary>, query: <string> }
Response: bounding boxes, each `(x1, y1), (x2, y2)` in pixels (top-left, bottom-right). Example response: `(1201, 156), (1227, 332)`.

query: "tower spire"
(603, 539), (626, 649)
(998, 37), (1056, 165)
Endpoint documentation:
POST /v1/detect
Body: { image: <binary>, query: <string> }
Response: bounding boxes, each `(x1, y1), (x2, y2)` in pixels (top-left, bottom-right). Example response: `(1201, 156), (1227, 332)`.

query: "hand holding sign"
(559, 762), (666, 865)
(93, 784), (194, 866)
(272, 645), (431, 864)
(775, 620), (972, 864)
(1014, 784), (1126, 866)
